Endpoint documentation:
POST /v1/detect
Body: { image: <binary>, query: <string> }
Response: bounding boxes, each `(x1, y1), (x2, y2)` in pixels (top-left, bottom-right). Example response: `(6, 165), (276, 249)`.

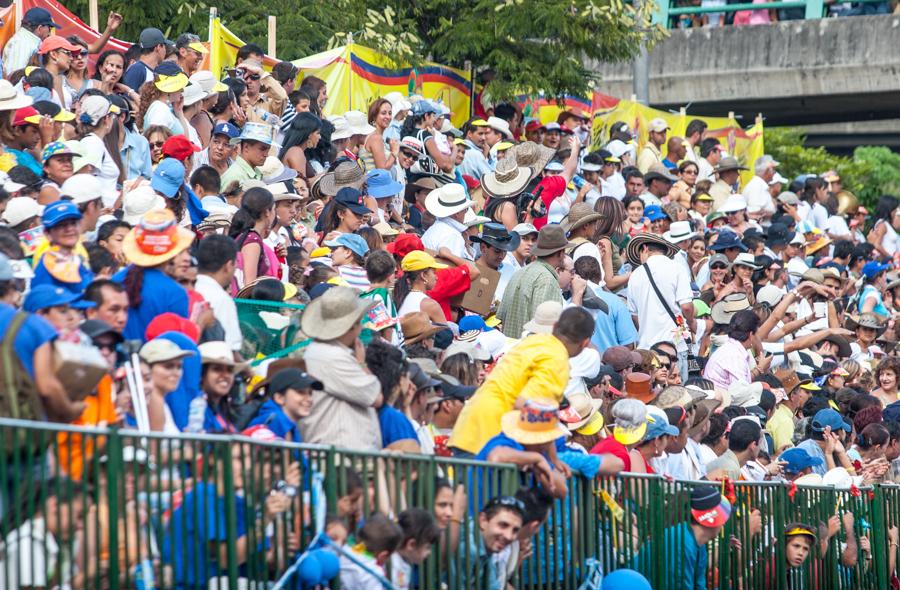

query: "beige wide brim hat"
(500, 408), (570, 445)
(300, 285), (375, 340)
(121, 222), (195, 268)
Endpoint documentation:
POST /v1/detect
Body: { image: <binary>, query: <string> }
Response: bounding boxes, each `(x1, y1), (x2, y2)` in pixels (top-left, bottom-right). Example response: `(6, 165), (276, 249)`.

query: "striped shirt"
(2, 28), (40, 76)
(337, 265), (371, 291)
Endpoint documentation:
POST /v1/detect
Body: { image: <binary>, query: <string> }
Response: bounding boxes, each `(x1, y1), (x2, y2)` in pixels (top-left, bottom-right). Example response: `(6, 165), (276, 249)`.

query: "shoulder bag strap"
(642, 261), (692, 343)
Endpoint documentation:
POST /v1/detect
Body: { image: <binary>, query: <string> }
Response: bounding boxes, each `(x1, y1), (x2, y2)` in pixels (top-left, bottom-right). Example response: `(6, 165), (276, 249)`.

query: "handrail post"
(106, 427), (122, 590)
(223, 439), (240, 590)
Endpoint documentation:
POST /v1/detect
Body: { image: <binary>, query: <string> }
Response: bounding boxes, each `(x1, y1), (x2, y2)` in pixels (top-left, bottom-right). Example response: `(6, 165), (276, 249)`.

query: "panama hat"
(662, 220), (697, 244)
(559, 391), (605, 435)
(508, 141), (556, 180)
(318, 161), (365, 197)
(122, 184), (166, 225)
(625, 232), (679, 266)
(300, 285), (375, 340)
(400, 312), (445, 345)
(501, 398), (570, 445)
(481, 156), (532, 199)
(710, 293), (752, 325)
(732, 252), (761, 270)
(0, 80), (33, 111)
(424, 183), (472, 218)
(522, 301), (563, 334)
(561, 203), (604, 235)
(198, 341), (249, 372)
(139, 338), (194, 364)
(718, 195), (749, 214)
(121, 209), (195, 267)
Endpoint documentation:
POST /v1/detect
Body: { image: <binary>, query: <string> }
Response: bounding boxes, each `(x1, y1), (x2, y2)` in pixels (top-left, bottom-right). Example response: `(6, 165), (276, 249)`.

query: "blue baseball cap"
(458, 315), (494, 332)
(643, 205), (667, 222)
(23, 7), (60, 28)
(334, 187), (372, 216)
(811, 408), (851, 433)
(151, 158), (185, 199)
(23, 285), (95, 312)
(862, 260), (891, 279)
(324, 233), (370, 259)
(365, 169), (403, 199)
(642, 410), (679, 441)
(212, 122), (240, 140)
(41, 200), (82, 229)
(779, 447), (824, 475)
(709, 230), (748, 252)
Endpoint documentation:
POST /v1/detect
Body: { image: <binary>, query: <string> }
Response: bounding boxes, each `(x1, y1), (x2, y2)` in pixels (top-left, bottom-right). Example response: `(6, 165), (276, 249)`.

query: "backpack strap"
(2, 312), (30, 420)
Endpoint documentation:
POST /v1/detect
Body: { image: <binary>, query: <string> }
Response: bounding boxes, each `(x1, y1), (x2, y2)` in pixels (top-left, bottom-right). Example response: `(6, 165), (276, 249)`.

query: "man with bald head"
(662, 137), (688, 170)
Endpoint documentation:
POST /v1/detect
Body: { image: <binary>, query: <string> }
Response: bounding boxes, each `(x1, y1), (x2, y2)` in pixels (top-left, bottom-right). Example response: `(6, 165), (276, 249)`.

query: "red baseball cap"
(385, 233), (424, 258)
(461, 175), (480, 191)
(162, 135), (201, 162)
(145, 312), (200, 344)
(525, 120), (545, 133)
(13, 106), (42, 126)
(38, 35), (82, 55)
(558, 124), (575, 135)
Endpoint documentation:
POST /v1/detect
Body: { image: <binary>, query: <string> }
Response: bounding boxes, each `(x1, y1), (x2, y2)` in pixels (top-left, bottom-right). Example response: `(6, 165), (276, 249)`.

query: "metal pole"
(632, 0), (650, 105)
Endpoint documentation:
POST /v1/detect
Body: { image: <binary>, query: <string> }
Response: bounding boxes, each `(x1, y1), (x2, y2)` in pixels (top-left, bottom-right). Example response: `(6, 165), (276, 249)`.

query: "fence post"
(222, 439), (240, 590)
(804, 0), (824, 18)
(872, 486), (888, 589)
(106, 427), (122, 590)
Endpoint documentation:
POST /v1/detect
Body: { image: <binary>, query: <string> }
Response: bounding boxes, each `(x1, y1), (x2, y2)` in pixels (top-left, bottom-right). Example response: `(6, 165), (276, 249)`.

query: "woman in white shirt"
(76, 95), (121, 194)
(136, 62), (191, 138)
(868, 196), (900, 258)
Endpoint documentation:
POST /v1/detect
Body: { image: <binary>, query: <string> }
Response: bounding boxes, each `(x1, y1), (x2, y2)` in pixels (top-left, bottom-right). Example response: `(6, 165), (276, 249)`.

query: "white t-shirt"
(627, 254), (693, 351)
(195, 274), (243, 352)
(144, 100), (184, 136)
(496, 252), (523, 301)
(601, 173), (626, 200)
(826, 215), (852, 240)
(743, 175), (774, 215)
(810, 202), (829, 230)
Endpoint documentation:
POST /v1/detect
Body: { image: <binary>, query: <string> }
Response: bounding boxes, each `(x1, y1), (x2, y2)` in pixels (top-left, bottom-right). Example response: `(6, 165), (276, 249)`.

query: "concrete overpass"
(589, 15), (900, 132)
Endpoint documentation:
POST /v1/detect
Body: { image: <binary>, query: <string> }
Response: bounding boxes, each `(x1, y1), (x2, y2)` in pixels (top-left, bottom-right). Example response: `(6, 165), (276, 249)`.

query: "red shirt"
(427, 265), (472, 321)
(531, 176), (568, 229)
(590, 437), (631, 472)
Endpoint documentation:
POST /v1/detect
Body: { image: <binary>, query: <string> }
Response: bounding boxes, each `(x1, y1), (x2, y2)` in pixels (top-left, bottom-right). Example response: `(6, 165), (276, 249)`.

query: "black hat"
(139, 28), (173, 50)
(269, 368), (323, 395)
(765, 223), (796, 248)
(409, 362), (440, 391)
(471, 223), (521, 252)
(334, 187), (372, 216)
(80, 319), (124, 344)
(431, 374), (477, 402)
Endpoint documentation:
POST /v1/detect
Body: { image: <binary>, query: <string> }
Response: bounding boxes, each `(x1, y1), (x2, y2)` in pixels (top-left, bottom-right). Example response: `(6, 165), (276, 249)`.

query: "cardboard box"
(53, 341), (108, 401)
(453, 262), (500, 317)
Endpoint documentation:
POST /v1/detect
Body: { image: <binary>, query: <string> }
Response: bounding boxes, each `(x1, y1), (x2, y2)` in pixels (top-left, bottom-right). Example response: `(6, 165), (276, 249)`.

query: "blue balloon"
(602, 569), (651, 590)
(312, 549), (340, 582)
(296, 553), (322, 587)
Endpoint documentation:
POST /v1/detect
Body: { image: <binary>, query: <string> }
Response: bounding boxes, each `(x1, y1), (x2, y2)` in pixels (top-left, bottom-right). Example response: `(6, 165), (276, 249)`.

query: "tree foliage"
(66, 0), (663, 101)
(853, 146), (900, 204)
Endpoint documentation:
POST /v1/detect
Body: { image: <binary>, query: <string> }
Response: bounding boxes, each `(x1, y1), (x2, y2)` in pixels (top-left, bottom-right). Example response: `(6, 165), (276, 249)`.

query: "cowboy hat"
(643, 163), (677, 184)
(198, 341), (249, 372)
(300, 285), (375, 340)
(400, 312), (445, 345)
(424, 183), (472, 218)
(561, 203), (604, 235)
(732, 252), (761, 270)
(404, 176), (438, 204)
(662, 220), (697, 244)
(318, 161), (365, 197)
(481, 156), (532, 199)
(121, 209), (195, 268)
(470, 223), (521, 252)
(625, 232), (679, 266)
(714, 157), (748, 174)
(532, 225), (575, 257)
(710, 293), (752, 325)
(500, 398), (570, 445)
(845, 312), (887, 336)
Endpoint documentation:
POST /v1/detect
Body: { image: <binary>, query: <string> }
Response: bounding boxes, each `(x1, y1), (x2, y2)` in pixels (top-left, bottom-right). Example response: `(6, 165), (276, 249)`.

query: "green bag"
(0, 312), (45, 455)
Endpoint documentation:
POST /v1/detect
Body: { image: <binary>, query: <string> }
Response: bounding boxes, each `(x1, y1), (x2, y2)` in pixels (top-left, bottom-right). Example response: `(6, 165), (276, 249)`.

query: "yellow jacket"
(447, 333), (570, 455)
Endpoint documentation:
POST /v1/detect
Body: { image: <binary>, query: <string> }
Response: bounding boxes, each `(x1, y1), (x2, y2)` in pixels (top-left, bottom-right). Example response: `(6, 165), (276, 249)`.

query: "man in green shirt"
(768, 369), (820, 452)
(220, 121), (273, 191)
(497, 224), (572, 338)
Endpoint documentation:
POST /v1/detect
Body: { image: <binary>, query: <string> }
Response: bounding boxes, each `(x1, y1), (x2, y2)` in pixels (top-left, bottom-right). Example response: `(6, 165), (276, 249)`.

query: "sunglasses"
(95, 341), (117, 352)
(399, 149), (417, 158)
(245, 74), (261, 81)
(151, 141), (166, 148)
(711, 264), (727, 270)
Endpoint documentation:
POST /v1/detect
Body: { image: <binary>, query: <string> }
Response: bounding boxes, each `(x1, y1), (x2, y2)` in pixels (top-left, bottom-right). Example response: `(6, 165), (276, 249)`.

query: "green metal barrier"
(2, 418), (899, 589)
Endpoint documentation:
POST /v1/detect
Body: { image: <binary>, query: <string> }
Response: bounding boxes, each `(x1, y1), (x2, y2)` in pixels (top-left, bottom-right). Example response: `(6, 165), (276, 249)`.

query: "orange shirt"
(57, 375), (117, 480)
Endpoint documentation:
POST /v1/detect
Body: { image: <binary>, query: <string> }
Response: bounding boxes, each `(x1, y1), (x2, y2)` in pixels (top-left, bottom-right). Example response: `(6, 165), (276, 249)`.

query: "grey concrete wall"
(589, 15), (900, 125)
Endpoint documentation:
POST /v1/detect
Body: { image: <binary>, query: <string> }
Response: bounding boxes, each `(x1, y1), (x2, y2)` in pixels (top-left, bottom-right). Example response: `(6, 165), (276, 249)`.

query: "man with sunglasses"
(236, 59), (288, 125)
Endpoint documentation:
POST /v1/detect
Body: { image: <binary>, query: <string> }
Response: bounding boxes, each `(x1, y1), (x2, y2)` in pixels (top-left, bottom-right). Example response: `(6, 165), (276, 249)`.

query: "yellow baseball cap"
(471, 119), (490, 126)
(401, 251), (448, 272)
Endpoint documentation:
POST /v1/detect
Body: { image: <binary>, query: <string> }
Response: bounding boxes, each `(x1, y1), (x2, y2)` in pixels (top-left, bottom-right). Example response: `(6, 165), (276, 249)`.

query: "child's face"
(404, 540), (433, 564)
(786, 537), (812, 567)
(326, 520), (349, 546)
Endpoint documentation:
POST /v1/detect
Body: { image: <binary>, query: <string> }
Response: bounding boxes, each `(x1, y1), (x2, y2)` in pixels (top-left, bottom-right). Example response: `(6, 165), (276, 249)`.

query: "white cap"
(182, 82), (208, 107)
(648, 118), (669, 133)
(0, 171), (25, 193)
(60, 174), (103, 205)
(123, 184), (166, 225)
(330, 116), (352, 141)
(511, 223), (538, 236)
(1, 196), (43, 226)
(769, 172), (788, 186)
(717, 194), (749, 214)
(383, 91), (412, 115)
(606, 139), (631, 159)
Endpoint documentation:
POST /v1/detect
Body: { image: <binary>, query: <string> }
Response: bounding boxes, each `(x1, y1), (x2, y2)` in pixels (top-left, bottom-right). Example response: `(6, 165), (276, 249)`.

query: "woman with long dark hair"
(594, 197), (631, 291)
(800, 176), (829, 230)
(299, 76), (327, 117)
(868, 195), (900, 258)
(229, 187), (278, 289)
(279, 112), (321, 178)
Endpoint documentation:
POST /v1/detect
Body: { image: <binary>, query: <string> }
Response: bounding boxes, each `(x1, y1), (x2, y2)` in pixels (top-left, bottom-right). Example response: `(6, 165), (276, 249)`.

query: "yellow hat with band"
(401, 251), (448, 273)
(155, 73), (190, 93)
(471, 119), (490, 126)
(54, 108), (76, 122)
(188, 41), (208, 54)
(785, 526), (817, 540)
